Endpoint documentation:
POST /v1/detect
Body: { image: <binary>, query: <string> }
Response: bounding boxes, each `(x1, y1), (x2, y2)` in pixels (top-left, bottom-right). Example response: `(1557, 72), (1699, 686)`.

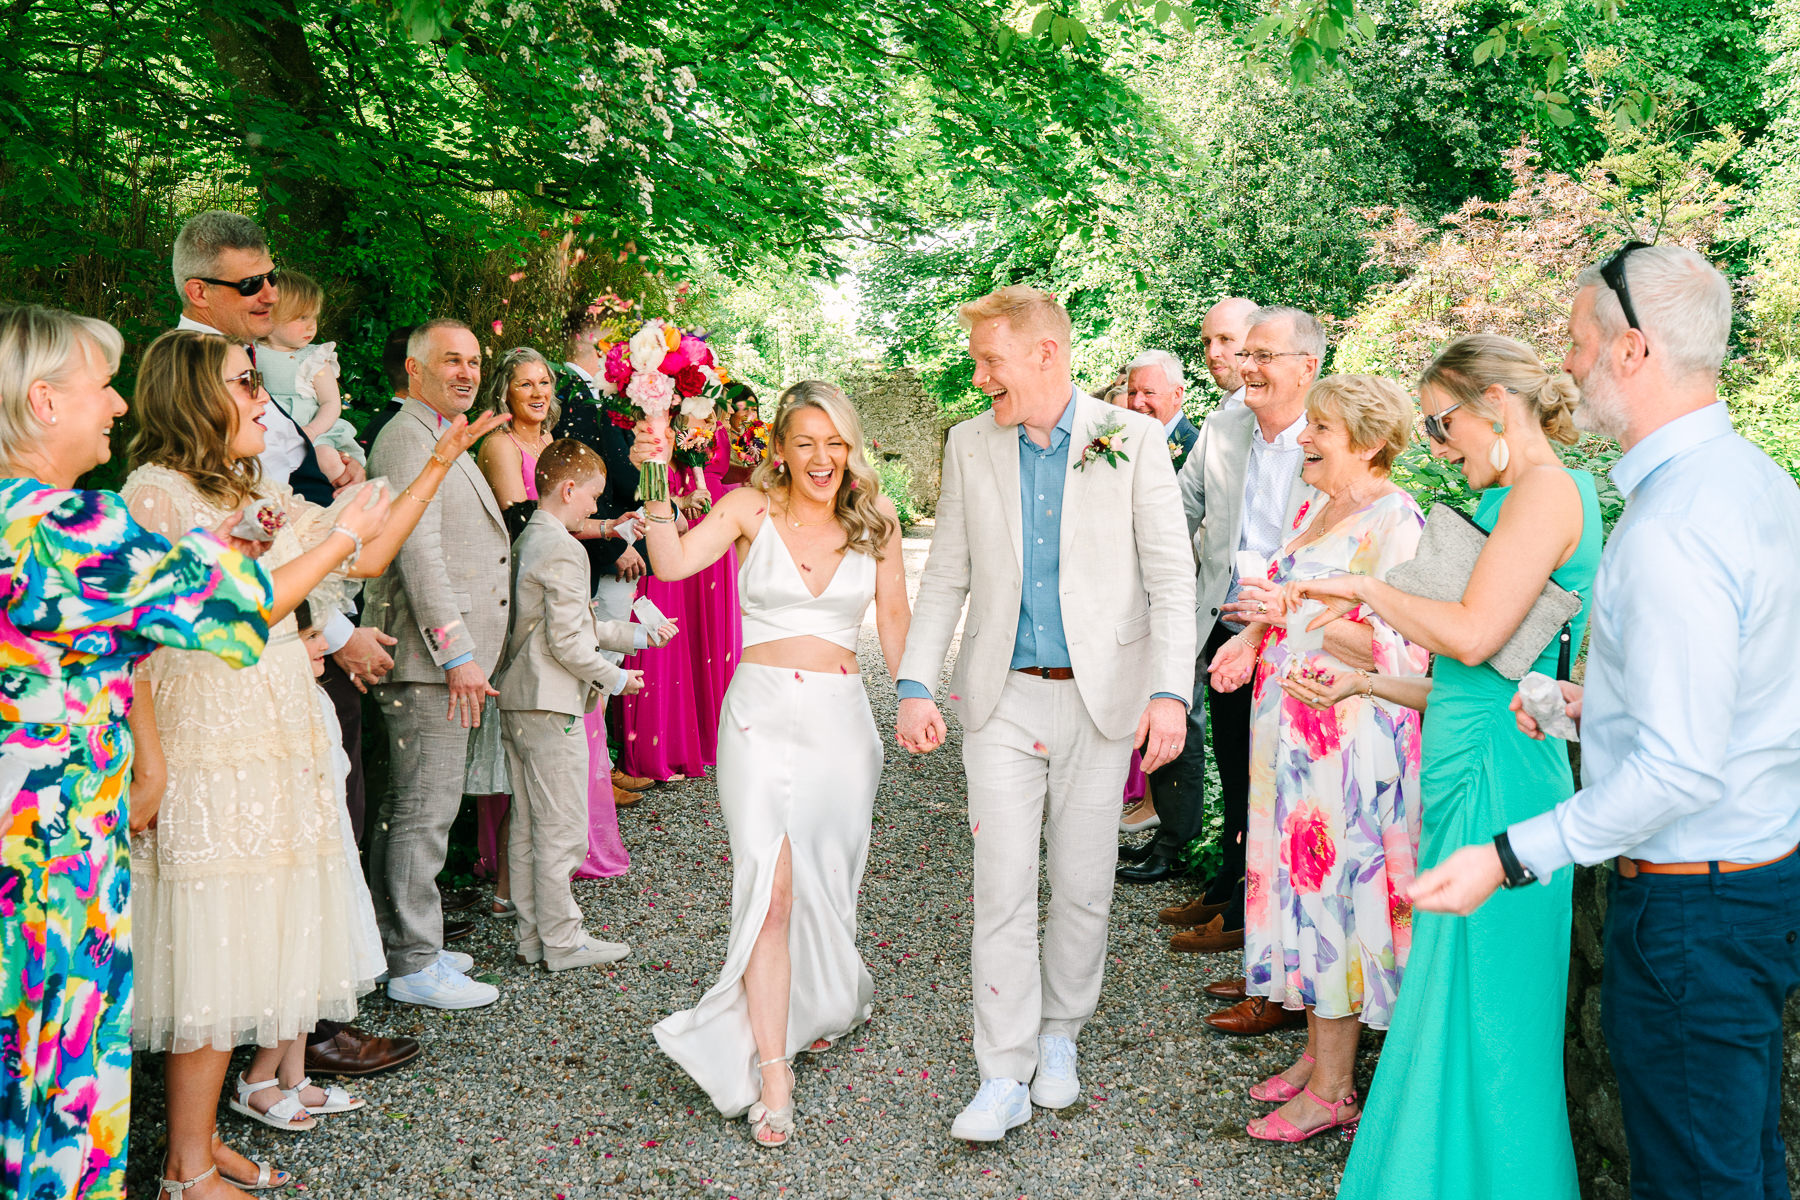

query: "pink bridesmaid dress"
(618, 463), (709, 780)
(687, 427), (743, 759)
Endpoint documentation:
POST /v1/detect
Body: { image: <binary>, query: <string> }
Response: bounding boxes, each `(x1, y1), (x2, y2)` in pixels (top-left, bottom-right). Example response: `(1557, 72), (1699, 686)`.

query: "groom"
(896, 286), (1196, 1141)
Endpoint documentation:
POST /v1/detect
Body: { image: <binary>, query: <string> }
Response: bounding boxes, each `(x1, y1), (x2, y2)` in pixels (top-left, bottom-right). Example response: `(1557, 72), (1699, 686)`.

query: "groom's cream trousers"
(966, 671), (1133, 1082)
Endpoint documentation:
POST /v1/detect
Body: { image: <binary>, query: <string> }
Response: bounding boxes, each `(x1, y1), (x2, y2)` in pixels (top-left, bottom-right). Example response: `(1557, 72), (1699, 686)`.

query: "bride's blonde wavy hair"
(750, 380), (896, 560)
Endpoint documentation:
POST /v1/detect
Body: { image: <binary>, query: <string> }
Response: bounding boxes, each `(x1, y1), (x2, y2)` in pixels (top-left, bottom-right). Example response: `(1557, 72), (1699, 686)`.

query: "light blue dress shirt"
(899, 386), (1182, 707)
(1510, 404), (1800, 877)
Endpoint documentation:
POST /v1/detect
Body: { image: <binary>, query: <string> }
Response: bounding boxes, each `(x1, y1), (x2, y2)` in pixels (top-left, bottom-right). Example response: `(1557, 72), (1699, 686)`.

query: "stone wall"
(838, 366), (949, 516)
(1566, 866), (1800, 1197)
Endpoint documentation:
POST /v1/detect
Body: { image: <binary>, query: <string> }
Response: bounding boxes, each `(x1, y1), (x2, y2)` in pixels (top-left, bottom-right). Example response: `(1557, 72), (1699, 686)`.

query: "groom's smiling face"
(969, 317), (1056, 427)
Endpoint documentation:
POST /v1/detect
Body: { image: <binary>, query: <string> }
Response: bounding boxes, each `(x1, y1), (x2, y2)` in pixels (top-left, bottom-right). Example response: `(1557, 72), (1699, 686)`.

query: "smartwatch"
(1494, 831), (1539, 890)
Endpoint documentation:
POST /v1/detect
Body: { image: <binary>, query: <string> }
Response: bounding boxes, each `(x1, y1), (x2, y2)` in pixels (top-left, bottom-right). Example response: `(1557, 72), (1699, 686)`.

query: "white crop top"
(738, 513), (876, 652)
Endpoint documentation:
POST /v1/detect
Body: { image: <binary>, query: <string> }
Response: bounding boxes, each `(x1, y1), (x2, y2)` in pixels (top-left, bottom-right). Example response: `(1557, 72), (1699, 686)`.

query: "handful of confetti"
(232, 499), (287, 542)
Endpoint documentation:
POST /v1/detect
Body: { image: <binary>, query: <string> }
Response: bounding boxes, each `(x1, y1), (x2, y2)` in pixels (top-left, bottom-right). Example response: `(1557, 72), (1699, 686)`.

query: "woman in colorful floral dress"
(0, 307), (275, 1200)
(1207, 375), (1427, 1145)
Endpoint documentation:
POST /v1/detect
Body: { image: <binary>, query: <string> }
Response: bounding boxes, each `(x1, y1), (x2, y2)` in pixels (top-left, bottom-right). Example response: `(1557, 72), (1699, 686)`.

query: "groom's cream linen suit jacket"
(899, 389), (1197, 740)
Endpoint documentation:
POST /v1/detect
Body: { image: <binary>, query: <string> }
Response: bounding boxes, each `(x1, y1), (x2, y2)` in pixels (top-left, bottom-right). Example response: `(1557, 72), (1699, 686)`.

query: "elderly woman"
(0, 307), (275, 1200)
(123, 330), (502, 1197)
(1206, 374), (1427, 1143)
(1286, 335), (1600, 1200)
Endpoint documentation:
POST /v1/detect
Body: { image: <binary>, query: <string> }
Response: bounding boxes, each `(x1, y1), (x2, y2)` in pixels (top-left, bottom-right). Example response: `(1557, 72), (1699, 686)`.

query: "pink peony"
(626, 368), (675, 415)
(1283, 805), (1336, 894)
(657, 333), (714, 376)
(603, 342), (632, 388)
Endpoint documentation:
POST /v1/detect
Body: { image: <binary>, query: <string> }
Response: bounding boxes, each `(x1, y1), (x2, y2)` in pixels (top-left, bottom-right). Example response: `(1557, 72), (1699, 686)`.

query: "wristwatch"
(1494, 831), (1538, 889)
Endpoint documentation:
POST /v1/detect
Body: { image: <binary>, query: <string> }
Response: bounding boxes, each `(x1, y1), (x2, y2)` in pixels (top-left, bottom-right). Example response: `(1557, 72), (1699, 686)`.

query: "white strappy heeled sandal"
(228, 1074), (317, 1132)
(747, 1056), (796, 1149)
(280, 1074), (365, 1116)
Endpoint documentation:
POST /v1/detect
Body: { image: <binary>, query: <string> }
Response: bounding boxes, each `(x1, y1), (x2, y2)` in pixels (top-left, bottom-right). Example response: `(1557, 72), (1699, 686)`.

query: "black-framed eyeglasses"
(1422, 401), (1464, 444)
(1234, 350), (1311, 366)
(224, 367), (265, 395)
(189, 269), (281, 297)
(1598, 241), (1651, 354)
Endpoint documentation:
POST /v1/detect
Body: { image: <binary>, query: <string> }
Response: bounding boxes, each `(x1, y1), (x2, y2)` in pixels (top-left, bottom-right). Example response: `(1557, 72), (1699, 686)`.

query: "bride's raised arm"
(641, 485), (765, 582)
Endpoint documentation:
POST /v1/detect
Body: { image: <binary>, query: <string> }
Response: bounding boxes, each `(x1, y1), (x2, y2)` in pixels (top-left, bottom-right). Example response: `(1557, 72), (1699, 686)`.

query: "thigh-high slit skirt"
(652, 663), (882, 1117)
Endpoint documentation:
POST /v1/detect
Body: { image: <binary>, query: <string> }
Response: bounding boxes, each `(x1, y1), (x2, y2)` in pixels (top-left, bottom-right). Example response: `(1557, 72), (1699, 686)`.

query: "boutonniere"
(1076, 415), (1130, 471)
(1167, 437), (1191, 472)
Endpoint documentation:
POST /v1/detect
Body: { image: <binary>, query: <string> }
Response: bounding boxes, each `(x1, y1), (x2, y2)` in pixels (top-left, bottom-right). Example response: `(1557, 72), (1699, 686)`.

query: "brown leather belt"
(1013, 666), (1075, 681)
(1615, 847), (1797, 879)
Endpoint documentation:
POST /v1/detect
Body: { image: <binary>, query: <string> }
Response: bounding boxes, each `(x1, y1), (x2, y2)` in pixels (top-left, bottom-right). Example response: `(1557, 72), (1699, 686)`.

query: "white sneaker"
(544, 936), (631, 972)
(950, 1078), (1031, 1142)
(438, 948), (474, 975)
(386, 959), (499, 1010)
(1029, 1035), (1081, 1109)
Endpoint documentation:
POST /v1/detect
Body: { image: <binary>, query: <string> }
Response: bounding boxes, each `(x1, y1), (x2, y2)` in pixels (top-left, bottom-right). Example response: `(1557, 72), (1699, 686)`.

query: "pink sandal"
(1249, 1051), (1314, 1103)
(1246, 1086), (1359, 1143)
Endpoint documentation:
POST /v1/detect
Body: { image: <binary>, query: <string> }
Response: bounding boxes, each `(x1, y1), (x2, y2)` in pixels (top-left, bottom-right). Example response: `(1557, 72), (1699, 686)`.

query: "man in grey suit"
(364, 319), (513, 1010)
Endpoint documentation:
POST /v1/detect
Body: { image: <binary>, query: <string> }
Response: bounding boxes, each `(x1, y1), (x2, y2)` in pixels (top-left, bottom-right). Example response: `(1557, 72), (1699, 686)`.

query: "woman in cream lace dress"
(122, 330), (503, 1197)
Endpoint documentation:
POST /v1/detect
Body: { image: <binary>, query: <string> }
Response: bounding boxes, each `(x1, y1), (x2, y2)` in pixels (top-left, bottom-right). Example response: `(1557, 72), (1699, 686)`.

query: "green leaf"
(1545, 103), (1577, 128)
(1030, 7), (1053, 37)
(1355, 13), (1376, 40)
(1473, 39), (1494, 66)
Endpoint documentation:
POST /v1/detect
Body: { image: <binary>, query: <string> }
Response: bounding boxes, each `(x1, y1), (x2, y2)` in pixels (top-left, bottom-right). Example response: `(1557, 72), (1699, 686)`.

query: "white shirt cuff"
(322, 611), (355, 654)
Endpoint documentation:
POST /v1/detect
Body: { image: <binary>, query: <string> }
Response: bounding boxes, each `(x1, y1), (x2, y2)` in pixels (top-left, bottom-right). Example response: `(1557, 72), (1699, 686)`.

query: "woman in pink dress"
(685, 423), (744, 758)
(617, 461), (709, 780)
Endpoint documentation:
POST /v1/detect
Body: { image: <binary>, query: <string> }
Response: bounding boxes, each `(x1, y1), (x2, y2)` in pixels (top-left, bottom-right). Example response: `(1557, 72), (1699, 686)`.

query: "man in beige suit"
(895, 286), (1196, 1141)
(496, 441), (663, 972)
(364, 318), (513, 1010)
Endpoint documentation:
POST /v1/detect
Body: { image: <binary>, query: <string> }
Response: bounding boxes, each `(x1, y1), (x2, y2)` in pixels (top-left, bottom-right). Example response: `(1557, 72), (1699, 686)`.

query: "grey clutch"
(1386, 503), (1581, 681)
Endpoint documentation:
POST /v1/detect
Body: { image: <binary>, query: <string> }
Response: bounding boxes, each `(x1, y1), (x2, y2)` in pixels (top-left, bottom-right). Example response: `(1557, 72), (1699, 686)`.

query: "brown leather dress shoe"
(444, 917), (475, 944)
(612, 768), (654, 793)
(1168, 915), (1245, 954)
(612, 785), (642, 809)
(303, 1026), (423, 1077)
(439, 886), (482, 914)
(1158, 895), (1231, 927)
(1203, 976), (1248, 1001)
(1203, 995), (1306, 1036)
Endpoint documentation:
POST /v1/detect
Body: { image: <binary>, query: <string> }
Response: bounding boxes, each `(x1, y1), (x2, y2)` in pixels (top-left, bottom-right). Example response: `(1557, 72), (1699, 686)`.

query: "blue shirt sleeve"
(1151, 691), (1189, 708)
(443, 652), (474, 670)
(896, 679), (934, 701)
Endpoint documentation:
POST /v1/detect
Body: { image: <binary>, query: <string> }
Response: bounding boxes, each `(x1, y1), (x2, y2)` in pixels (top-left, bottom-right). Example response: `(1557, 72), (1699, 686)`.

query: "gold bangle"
(429, 452), (453, 469)
(402, 487), (435, 505)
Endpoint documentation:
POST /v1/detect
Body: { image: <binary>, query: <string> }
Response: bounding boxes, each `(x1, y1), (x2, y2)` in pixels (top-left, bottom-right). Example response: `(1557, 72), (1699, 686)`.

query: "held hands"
(1135, 696), (1187, 773)
(621, 669), (647, 696)
(433, 409), (512, 463)
(1511, 681), (1583, 741)
(445, 661), (499, 728)
(896, 696), (947, 754)
(333, 626), (398, 693)
(1407, 843), (1507, 916)
(1207, 634), (1257, 693)
(1219, 577), (1287, 626)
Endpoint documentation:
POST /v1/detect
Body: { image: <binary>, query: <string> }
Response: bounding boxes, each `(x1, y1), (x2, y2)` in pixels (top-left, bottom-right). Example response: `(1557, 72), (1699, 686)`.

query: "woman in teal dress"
(0, 307), (275, 1200)
(1282, 333), (1604, 1199)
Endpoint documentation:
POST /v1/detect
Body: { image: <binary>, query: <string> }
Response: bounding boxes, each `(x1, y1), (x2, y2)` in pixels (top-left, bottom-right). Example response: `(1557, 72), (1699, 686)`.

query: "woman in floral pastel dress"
(1208, 375), (1427, 1144)
(0, 307), (274, 1200)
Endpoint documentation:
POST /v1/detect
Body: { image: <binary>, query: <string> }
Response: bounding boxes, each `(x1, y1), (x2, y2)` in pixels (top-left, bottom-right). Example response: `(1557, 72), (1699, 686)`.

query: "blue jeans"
(1602, 851), (1800, 1199)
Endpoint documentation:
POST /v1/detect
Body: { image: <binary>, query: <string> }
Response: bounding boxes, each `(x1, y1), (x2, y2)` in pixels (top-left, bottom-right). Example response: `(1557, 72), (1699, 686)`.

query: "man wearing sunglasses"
(171, 209), (420, 1078)
(1409, 243), (1800, 1200)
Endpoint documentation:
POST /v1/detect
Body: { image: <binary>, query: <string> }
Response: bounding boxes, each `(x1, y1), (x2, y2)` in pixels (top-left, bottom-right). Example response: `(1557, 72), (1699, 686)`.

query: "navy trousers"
(1602, 851), (1800, 1200)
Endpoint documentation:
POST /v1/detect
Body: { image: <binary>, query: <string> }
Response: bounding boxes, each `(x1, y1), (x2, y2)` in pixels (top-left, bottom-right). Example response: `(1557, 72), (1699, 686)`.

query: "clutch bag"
(1385, 503), (1581, 681)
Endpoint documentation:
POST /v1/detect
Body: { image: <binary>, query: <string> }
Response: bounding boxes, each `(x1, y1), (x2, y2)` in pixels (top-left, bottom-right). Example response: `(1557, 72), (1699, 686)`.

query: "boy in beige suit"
(496, 440), (676, 972)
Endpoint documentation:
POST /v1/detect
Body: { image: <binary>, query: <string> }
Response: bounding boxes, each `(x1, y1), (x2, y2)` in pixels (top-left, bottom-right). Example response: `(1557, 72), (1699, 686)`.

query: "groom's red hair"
(958, 285), (1072, 348)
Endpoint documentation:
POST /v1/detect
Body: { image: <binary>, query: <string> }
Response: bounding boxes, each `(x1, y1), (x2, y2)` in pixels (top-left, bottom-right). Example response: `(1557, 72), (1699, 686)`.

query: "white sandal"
(280, 1074), (365, 1116)
(747, 1057), (795, 1149)
(229, 1074), (317, 1132)
(160, 1164), (218, 1194)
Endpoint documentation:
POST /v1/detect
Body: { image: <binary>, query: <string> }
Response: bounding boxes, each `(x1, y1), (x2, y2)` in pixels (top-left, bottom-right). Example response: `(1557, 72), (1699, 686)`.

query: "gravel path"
(129, 529), (1365, 1199)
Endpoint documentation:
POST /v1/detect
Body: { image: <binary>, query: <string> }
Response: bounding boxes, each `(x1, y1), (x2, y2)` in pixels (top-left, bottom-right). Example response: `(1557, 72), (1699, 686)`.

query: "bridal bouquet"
(590, 315), (730, 502)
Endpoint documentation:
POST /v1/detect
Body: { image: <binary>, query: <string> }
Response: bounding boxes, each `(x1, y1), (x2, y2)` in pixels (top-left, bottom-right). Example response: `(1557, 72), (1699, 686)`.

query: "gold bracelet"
(429, 452), (453, 469)
(402, 486), (435, 505)
(1358, 670), (1375, 697)
(645, 510), (677, 525)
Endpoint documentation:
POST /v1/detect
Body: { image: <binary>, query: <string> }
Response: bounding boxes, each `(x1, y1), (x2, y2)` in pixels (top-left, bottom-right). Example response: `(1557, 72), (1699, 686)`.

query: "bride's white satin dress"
(652, 513), (883, 1117)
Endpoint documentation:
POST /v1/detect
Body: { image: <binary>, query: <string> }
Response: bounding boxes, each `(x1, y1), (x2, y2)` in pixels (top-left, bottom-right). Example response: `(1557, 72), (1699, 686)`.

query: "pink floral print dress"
(1241, 490), (1427, 1028)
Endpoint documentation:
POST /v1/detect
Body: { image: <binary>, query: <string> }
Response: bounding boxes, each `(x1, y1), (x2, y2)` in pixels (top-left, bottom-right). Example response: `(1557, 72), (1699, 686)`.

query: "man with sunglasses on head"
(170, 210), (420, 1078)
(1410, 244), (1800, 1200)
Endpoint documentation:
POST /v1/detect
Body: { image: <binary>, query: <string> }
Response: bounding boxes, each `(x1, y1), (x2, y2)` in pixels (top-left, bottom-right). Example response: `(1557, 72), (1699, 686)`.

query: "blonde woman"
(635, 382), (912, 1148)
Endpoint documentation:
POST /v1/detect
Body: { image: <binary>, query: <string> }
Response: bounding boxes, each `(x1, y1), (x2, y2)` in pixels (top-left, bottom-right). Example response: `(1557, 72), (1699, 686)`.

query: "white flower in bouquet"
(628, 319), (669, 373)
(679, 389), (714, 421)
(627, 368), (676, 415)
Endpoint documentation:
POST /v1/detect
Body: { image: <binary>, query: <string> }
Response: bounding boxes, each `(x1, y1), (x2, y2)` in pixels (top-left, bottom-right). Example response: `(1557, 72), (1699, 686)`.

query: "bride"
(638, 381), (911, 1147)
